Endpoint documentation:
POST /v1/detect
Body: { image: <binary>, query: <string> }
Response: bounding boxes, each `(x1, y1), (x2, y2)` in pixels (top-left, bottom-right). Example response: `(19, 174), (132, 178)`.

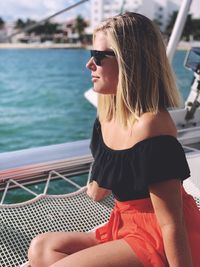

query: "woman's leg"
(50, 239), (143, 267)
(28, 231), (98, 267)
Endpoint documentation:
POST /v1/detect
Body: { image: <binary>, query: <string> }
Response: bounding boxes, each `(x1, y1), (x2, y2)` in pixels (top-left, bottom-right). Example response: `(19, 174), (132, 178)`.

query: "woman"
(28, 12), (200, 267)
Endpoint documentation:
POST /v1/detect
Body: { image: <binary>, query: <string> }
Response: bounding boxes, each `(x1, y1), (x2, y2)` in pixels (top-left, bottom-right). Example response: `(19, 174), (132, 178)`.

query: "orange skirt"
(95, 188), (200, 267)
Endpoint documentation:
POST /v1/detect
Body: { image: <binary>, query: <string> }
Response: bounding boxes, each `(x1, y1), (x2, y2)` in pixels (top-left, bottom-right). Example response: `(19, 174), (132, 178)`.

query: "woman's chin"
(93, 87), (104, 94)
(93, 87), (115, 95)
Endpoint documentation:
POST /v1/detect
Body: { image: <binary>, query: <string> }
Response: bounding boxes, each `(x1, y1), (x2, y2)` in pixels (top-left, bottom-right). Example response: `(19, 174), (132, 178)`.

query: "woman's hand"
(87, 181), (111, 202)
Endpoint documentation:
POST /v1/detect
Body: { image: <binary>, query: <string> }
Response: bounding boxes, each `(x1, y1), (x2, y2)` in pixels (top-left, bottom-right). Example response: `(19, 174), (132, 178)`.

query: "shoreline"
(0, 41), (199, 50)
(177, 41), (200, 50)
(0, 43), (89, 49)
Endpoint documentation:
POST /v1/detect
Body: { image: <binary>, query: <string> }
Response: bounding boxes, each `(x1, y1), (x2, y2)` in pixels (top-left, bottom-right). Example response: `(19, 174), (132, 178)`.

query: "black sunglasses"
(90, 50), (115, 66)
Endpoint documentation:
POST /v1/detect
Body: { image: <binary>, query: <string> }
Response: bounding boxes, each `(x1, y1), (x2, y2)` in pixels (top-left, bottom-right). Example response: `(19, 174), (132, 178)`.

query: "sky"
(0, 0), (90, 22)
(0, 0), (199, 23)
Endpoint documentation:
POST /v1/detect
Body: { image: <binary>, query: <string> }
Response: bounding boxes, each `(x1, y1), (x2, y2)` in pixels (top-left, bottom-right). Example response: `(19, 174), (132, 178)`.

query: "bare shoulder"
(133, 109), (177, 140)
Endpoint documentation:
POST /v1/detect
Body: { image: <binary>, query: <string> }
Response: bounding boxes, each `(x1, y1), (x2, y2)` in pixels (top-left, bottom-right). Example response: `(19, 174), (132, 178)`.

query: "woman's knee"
(28, 232), (51, 266)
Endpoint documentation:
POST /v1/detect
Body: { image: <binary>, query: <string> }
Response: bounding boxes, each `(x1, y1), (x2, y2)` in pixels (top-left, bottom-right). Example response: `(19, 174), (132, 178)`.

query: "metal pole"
(120, 0), (126, 14)
(4, 0), (89, 42)
(166, 0), (192, 63)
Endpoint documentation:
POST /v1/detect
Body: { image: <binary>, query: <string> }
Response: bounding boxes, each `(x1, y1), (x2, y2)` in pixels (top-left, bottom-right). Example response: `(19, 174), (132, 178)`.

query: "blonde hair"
(94, 12), (181, 127)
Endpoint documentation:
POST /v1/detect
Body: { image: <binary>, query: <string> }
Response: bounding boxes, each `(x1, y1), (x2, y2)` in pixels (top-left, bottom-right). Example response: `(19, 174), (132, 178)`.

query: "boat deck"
(0, 137), (200, 266)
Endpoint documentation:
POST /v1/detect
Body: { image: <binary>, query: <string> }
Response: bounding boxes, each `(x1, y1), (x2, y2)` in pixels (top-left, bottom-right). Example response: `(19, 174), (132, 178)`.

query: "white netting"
(0, 188), (114, 267)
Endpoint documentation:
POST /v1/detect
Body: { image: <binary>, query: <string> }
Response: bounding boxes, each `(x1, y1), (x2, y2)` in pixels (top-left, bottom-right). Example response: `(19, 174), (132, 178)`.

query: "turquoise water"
(0, 49), (193, 153)
(0, 49), (96, 153)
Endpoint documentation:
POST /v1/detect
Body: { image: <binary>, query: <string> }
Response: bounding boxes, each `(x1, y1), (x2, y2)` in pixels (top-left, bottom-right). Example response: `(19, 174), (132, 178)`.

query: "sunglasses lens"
(90, 50), (102, 66)
(94, 57), (101, 66)
(90, 50), (115, 66)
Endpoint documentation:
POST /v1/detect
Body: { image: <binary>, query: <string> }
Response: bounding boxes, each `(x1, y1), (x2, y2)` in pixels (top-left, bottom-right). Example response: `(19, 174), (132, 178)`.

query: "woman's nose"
(86, 57), (96, 70)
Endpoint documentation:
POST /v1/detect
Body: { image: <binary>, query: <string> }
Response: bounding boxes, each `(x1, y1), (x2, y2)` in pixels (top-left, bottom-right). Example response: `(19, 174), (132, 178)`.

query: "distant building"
(2, 22), (19, 43)
(0, 30), (6, 43)
(154, 0), (179, 31)
(90, 0), (179, 32)
(90, 0), (144, 31)
(57, 19), (78, 43)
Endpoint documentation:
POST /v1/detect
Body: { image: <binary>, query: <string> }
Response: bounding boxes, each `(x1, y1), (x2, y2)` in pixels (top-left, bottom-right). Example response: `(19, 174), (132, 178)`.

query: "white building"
(91, 0), (148, 31)
(90, 0), (179, 32)
(154, 0), (179, 31)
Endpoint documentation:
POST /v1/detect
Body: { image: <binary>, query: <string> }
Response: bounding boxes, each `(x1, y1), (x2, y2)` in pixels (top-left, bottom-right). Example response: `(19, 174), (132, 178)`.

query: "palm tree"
(0, 17), (5, 30)
(183, 14), (193, 41)
(165, 12), (194, 41)
(15, 18), (25, 29)
(74, 15), (87, 42)
(165, 11), (178, 37)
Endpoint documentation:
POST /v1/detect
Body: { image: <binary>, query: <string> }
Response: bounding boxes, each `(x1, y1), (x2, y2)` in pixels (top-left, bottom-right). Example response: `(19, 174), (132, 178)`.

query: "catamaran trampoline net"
(0, 188), (114, 267)
(0, 178), (200, 267)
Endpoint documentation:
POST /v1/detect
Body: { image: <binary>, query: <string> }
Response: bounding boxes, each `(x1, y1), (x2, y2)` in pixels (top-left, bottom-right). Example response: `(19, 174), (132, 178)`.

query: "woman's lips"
(92, 75), (100, 82)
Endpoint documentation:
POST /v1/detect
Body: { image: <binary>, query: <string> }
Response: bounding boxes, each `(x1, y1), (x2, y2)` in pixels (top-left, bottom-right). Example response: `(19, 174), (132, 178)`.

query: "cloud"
(0, 0), (90, 22)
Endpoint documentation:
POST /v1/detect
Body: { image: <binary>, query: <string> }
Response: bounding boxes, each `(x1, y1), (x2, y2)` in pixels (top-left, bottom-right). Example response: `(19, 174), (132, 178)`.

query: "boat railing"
(0, 140), (92, 179)
(0, 140), (93, 204)
(177, 125), (200, 145)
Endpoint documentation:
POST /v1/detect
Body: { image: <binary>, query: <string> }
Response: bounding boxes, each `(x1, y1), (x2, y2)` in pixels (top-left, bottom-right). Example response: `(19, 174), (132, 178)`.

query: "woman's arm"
(87, 181), (111, 202)
(149, 179), (193, 267)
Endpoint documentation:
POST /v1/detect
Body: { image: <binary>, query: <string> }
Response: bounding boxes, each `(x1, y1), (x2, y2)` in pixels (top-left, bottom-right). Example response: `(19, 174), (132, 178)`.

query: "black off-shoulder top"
(90, 118), (190, 201)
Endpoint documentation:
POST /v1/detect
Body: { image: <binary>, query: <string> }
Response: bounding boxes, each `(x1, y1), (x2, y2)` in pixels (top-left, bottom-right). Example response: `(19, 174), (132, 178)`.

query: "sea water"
(0, 48), (96, 153)
(0, 49), (193, 153)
